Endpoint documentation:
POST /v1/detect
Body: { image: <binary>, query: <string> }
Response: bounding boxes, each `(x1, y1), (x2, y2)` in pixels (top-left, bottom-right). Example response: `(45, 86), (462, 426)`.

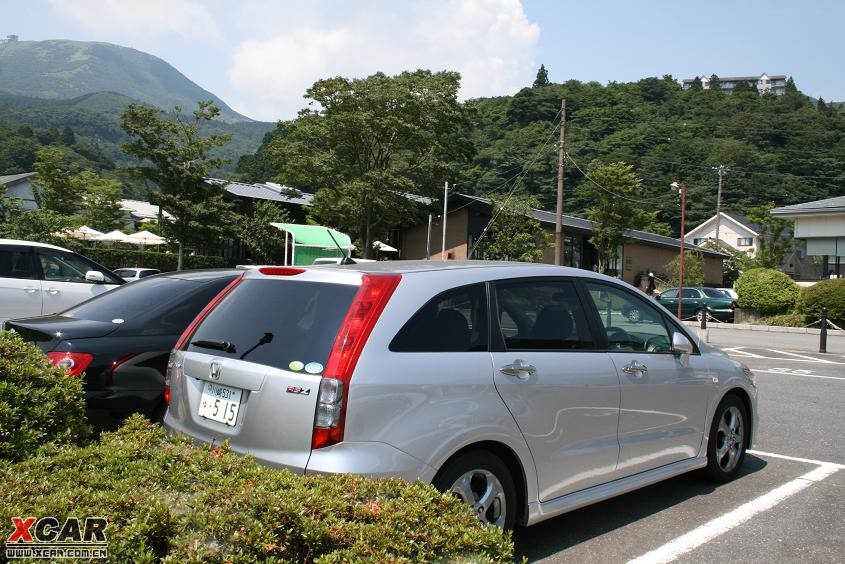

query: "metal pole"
(678, 182), (687, 319)
(425, 213), (432, 259)
(820, 306), (828, 353)
(714, 165), (726, 246)
(555, 98), (567, 265)
(441, 181), (449, 261)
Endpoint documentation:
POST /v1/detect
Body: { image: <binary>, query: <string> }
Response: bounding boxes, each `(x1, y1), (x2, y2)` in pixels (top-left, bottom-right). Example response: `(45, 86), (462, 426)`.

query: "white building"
(682, 73), (787, 95)
(772, 196), (845, 278)
(684, 211), (761, 256)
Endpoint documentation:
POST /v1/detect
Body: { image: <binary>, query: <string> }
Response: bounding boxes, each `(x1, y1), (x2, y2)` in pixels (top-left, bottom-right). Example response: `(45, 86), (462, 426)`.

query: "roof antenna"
(326, 229), (356, 264)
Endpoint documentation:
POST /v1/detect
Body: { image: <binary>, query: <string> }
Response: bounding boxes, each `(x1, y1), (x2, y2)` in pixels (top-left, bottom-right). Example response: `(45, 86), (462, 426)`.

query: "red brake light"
(46, 352), (94, 377)
(312, 273), (402, 449)
(259, 267), (305, 276)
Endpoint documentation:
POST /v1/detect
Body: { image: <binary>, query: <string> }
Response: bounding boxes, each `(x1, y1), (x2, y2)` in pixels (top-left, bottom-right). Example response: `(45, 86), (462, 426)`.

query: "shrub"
(81, 247), (228, 271)
(797, 278), (845, 327)
(758, 313), (809, 327)
(0, 331), (90, 462)
(735, 268), (799, 314)
(0, 417), (513, 562)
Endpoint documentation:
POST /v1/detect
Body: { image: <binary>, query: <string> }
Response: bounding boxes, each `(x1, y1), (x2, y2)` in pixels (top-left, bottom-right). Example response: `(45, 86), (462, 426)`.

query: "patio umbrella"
(62, 225), (104, 241)
(96, 230), (133, 243)
(372, 240), (398, 253)
(125, 230), (166, 246)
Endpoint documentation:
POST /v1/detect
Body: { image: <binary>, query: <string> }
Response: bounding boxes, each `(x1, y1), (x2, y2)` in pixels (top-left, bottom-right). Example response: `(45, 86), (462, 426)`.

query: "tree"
(579, 161), (670, 272)
(533, 64), (550, 88)
(121, 101), (233, 269)
(268, 71), (472, 258)
(60, 126), (76, 146)
(708, 74), (722, 92)
(32, 146), (84, 215)
(0, 208), (75, 245)
(234, 200), (291, 263)
(746, 202), (793, 269)
(664, 251), (705, 286)
(74, 170), (123, 231)
(476, 194), (551, 262)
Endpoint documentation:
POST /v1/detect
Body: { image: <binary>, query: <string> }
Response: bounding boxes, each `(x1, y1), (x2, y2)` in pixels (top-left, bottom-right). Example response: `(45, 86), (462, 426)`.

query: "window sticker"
(288, 360), (304, 372)
(304, 362), (323, 374)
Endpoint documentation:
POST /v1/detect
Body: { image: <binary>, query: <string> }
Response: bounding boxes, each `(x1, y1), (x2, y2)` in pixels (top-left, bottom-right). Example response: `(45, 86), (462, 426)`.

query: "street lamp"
(670, 180), (687, 319)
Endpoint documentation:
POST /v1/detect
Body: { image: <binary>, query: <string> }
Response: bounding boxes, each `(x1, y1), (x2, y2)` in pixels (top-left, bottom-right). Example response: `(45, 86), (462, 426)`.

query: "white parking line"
(754, 369), (845, 381)
(748, 449), (845, 469)
(723, 347), (845, 365)
(627, 452), (841, 564)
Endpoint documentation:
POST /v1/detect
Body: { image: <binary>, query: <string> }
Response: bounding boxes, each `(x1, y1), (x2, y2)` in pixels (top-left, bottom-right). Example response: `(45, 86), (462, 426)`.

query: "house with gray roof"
(684, 211), (762, 257)
(0, 172), (37, 210)
(771, 196), (845, 278)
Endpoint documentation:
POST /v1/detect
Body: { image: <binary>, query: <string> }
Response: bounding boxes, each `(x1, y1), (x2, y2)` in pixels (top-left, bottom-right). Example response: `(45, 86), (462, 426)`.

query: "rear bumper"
(306, 441), (436, 483)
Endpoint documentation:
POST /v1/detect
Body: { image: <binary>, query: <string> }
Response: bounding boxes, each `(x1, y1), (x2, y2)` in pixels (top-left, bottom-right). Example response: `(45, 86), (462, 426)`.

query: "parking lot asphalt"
(513, 331), (844, 563)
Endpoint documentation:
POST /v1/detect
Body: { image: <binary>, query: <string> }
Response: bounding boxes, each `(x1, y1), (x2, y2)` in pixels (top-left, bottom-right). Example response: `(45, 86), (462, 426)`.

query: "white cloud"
(48, 0), (220, 41)
(229, 0), (540, 121)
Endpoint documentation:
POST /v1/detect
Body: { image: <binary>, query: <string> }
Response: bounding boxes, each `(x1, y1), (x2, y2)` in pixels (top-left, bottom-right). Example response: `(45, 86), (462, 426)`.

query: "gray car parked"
(164, 261), (757, 529)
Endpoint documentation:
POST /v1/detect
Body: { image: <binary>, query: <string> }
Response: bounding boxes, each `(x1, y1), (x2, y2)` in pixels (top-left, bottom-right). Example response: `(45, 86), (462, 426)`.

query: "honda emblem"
(209, 360), (222, 381)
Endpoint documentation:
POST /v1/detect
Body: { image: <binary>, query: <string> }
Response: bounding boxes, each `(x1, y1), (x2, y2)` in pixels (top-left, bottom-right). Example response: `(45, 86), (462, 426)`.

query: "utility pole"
(441, 181), (449, 261)
(554, 98), (567, 265)
(714, 165), (728, 246)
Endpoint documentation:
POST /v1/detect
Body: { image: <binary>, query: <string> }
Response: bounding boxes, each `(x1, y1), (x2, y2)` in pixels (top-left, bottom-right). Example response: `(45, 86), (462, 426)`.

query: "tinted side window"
(38, 250), (123, 285)
(494, 279), (596, 351)
(585, 282), (672, 353)
(188, 279), (357, 371)
(681, 288), (700, 299)
(390, 283), (488, 352)
(0, 249), (37, 279)
(661, 289), (678, 299)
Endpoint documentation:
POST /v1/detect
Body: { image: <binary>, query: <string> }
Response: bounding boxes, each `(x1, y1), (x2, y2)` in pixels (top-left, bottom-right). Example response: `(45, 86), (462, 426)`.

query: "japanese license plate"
(198, 381), (242, 426)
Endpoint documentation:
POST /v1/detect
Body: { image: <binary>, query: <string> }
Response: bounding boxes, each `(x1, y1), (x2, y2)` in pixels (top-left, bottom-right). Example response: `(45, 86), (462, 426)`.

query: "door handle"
(23, 286), (39, 294)
(499, 359), (536, 380)
(622, 360), (648, 377)
(46, 287), (61, 295)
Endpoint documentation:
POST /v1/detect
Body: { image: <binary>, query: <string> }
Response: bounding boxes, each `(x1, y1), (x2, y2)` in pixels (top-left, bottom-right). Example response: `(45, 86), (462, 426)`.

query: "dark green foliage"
(0, 331), (90, 462)
(0, 417), (513, 562)
(533, 64), (549, 88)
(757, 313), (809, 327)
(664, 251), (706, 287)
(477, 194), (551, 262)
(234, 200), (291, 263)
(736, 268), (800, 314)
(81, 248), (227, 271)
(797, 278), (845, 327)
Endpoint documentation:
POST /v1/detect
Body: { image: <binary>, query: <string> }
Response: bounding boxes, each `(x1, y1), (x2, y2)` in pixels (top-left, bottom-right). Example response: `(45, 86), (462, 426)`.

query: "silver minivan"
(164, 261), (757, 529)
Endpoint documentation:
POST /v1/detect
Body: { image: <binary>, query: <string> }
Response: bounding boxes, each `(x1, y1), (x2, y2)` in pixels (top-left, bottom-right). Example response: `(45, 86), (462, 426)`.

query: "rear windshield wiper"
(191, 339), (237, 353)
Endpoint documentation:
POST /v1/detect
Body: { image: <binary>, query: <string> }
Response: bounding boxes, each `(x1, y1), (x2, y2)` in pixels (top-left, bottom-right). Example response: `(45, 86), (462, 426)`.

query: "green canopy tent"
(269, 223), (353, 266)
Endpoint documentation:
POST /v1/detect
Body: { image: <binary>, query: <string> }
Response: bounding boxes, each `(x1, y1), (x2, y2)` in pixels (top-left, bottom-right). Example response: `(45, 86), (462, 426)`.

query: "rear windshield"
(64, 275), (238, 329)
(186, 279), (358, 372)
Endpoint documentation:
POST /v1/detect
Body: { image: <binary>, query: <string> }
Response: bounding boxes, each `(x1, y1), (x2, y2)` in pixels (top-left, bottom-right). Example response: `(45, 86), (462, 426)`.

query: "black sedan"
(6, 269), (243, 431)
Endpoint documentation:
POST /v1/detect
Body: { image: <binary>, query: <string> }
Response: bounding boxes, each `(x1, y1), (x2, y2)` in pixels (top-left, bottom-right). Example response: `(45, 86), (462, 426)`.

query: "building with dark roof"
(772, 196), (845, 278)
(684, 211), (762, 256)
(682, 73), (787, 95)
(0, 172), (37, 210)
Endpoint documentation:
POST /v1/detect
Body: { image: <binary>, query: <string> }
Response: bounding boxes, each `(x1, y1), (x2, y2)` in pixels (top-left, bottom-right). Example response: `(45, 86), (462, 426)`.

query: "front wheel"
(704, 395), (748, 482)
(433, 450), (517, 529)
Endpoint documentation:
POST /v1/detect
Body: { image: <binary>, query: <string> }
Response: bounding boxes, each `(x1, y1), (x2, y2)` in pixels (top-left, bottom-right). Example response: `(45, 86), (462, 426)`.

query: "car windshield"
(187, 279), (357, 371)
(114, 269), (137, 277)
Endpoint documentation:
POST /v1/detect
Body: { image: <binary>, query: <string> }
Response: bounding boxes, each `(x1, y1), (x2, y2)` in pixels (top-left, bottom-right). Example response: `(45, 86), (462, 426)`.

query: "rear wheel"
(434, 450), (517, 530)
(704, 395), (748, 482)
(696, 308), (706, 322)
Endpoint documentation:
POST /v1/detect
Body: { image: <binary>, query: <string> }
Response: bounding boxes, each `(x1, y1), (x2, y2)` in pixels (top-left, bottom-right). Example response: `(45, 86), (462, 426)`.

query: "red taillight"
(164, 386), (171, 406)
(46, 352), (94, 377)
(174, 274), (244, 351)
(259, 267), (305, 276)
(311, 273), (402, 449)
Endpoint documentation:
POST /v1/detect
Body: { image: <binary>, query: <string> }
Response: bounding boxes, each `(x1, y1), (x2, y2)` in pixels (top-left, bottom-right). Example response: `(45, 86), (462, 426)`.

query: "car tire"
(434, 450), (517, 530)
(696, 308), (706, 323)
(703, 394), (748, 482)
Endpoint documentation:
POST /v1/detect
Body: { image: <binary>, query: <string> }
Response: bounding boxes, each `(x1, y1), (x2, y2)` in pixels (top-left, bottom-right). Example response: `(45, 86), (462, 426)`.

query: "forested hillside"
(0, 39), (249, 123)
(0, 91), (274, 196)
(240, 74), (845, 236)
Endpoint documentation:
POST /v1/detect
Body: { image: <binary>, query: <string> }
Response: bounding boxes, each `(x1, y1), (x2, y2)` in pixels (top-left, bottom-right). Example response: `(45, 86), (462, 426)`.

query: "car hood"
(5, 316), (122, 351)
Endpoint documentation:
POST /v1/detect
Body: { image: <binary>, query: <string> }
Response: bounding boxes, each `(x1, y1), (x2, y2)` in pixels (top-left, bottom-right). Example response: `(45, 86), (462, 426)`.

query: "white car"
(113, 267), (161, 282)
(0, 239), (124, 324)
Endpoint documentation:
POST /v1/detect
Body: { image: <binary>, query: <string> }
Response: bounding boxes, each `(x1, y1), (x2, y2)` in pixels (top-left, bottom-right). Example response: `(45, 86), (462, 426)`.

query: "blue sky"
(4, 0), (843, 121)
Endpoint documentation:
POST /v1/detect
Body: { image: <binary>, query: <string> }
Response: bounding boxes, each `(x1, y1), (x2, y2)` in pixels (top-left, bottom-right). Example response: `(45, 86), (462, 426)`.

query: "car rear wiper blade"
(191, 339), (237, 353)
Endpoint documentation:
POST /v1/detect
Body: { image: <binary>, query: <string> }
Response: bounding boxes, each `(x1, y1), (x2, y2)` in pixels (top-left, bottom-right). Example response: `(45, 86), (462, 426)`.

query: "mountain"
(0, 39), (250, 123)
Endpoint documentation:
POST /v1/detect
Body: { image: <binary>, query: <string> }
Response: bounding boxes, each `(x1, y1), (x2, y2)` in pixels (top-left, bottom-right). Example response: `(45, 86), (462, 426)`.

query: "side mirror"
(85, 270), (106, 283)
(672, 332), (693, 367)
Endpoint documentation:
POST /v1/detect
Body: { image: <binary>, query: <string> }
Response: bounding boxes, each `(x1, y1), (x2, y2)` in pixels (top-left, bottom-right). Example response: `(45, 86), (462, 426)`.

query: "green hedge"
(0, 331), (90, 462)
(797, 278), (845, 327)
(735, 268), (800, 315)
(0, 417), (512, 562)
(82, 247), (228, 271)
